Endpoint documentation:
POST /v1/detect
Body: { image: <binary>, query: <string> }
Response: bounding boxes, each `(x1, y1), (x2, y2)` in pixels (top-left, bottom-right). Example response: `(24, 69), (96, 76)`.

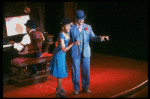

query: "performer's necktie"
(78, 25), (82, 32)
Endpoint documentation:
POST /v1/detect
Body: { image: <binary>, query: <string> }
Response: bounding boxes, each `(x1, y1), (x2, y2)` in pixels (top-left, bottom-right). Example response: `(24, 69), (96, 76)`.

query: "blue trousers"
(71, 55), (90, 90)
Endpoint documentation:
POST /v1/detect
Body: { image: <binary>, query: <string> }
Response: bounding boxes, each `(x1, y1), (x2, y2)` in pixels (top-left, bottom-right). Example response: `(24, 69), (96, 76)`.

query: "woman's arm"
(60, 39), (79, 52)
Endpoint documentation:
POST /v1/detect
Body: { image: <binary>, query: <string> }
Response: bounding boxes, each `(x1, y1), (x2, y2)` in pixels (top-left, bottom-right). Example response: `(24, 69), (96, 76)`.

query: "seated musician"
(10, 19), (45, 76)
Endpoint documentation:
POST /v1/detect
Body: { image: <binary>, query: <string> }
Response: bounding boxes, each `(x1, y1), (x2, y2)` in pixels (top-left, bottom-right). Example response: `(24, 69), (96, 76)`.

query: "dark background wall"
(44, 2), (65, 42)
(90, 2), (148, 61)
(44, 2), (148, 61)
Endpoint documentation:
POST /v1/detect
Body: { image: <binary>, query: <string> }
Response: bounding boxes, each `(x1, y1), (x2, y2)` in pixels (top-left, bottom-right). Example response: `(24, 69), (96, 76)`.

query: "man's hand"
(9, 41), (16, 46)
(100, 36), (109, 41)
(100, 36), (106, 41)
(105, 36), (109, 41)
(9, 41), (15, 44)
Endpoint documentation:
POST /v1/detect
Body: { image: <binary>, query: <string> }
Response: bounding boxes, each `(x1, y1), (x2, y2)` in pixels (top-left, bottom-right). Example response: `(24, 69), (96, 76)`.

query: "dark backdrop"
(45, 2), (148, 61)
(44, 2), (65, 53)
(45, 2), (65, 41)
(91, 2), (148, 61)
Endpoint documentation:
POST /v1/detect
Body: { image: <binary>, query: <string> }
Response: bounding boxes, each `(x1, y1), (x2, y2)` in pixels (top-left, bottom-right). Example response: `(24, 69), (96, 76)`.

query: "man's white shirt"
(14, 29), (45, 51)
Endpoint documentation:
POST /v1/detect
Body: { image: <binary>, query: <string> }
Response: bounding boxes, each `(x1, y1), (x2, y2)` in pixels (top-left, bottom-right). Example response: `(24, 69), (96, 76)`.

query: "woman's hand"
(74, 41), (80, 46)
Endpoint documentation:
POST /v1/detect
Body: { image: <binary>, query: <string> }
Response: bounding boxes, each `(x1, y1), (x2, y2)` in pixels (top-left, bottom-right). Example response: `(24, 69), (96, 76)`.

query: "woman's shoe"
(55, 91), (66, 98)
(61, 89), (66, 93)
(56, 87), (66, 93)
(55, 91), (58, 97)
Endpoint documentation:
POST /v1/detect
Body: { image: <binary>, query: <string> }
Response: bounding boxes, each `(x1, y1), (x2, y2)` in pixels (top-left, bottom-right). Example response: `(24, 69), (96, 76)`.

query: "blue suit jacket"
(69, 23), (102, 57)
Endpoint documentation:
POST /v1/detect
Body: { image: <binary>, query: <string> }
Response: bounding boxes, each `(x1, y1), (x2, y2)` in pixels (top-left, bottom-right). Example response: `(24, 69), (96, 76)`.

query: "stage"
(3, 52), (148, 98)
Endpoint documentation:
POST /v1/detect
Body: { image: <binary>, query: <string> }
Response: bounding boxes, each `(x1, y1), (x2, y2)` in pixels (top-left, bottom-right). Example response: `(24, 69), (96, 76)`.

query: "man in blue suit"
(69, 10), (109, 95)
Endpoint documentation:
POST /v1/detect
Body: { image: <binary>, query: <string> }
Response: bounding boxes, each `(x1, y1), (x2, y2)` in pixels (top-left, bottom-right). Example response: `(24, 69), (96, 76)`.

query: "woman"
(49, 17), (80, 98)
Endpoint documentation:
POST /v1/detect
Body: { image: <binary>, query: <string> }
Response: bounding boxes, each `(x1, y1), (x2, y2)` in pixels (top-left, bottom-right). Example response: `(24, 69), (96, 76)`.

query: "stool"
(11, 57), (46, 78)
(10, 53), (53, 78)
(41, 53), (53, 62)
(10, 53), (53, 87)
(40, 53), (53, 73)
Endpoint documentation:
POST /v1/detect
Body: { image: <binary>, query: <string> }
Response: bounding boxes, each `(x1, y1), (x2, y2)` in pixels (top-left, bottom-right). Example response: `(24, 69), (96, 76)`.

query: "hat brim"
(75, 15), (86, 20)
(24, 23), (27, 25)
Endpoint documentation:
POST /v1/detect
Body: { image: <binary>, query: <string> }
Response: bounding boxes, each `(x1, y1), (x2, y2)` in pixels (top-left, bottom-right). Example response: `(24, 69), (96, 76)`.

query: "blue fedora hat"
(60, 17), (71, 25)
(75, 10), (86, 20)
(24, 19), (36, 29)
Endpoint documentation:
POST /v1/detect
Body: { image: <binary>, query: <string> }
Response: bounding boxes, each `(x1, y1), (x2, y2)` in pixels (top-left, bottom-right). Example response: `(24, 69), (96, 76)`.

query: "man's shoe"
(28, 70), (37, 78)
(28, 74), (35, 78)
(31, 70), (39, 74)
(83, 89), (91, 94)
(74, 90), (79, 95)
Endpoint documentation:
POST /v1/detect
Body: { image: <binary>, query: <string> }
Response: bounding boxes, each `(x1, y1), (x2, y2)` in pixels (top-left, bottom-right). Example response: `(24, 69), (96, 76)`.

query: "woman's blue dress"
(49, 32), (70, 78)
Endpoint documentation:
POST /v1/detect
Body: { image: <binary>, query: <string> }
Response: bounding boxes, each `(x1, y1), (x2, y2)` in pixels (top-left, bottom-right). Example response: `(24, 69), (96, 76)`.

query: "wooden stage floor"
(3, 52), (148, 98)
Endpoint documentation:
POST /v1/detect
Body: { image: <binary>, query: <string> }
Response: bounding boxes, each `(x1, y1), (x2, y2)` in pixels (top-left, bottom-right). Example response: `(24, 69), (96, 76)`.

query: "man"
(69, 10), (109, 95)
(12, 19), (45, 76)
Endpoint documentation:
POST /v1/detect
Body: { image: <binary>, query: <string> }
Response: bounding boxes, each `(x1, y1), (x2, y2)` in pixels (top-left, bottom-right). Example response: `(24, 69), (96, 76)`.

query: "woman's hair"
(60, 17), (71, 26)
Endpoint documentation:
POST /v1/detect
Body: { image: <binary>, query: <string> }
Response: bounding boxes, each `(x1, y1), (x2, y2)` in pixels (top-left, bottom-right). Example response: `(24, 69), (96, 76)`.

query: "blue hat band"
(75, 15), (86, 20)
